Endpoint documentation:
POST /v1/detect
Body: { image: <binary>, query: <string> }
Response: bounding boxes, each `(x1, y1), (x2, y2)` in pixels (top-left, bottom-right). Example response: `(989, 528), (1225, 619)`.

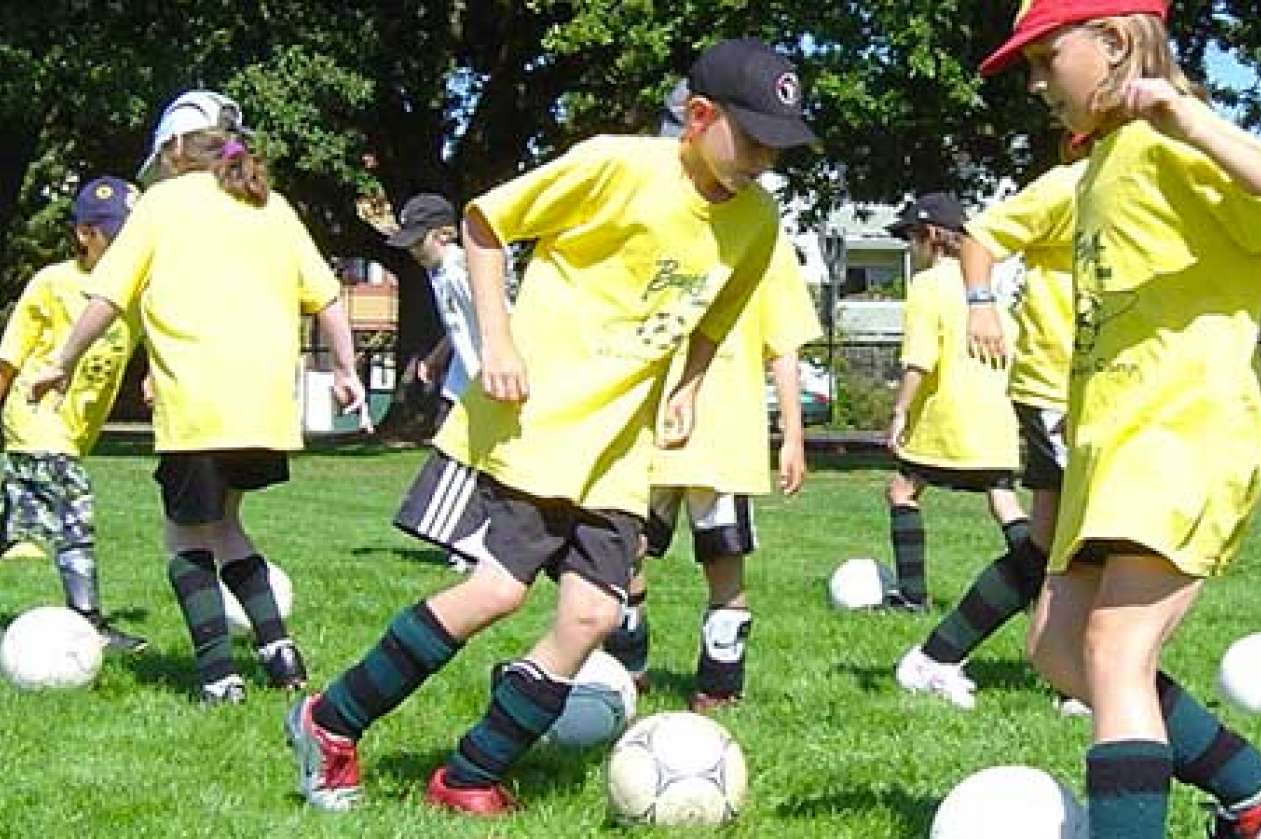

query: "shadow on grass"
(775, 783), (937, 834)
(637, 667), (696, 706)
(831, 656), (1043, 695)
(372, 742), (606, 802)
(350, 544), (452, 568)
(122, 647), (199, 696)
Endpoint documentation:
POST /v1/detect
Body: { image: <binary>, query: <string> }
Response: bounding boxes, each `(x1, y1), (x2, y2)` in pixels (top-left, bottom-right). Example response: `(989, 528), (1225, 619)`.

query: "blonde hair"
(159, 128), (270, 206)
(1086, 14), (1194, 116)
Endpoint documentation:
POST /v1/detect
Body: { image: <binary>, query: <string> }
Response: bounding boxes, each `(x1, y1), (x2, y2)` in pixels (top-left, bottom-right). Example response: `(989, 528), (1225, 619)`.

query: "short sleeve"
(1161, 112), (1261, 255)
(966, 161), (1081, 261)
(695, 217), (778, 346)
(900, 271), (940, 373)
(759, 234), (823, 358)
(274, 193), (341, 314)
(91, 189), (158, 311)
(467, 136), (622, 246)
(0, 271), (51, 369)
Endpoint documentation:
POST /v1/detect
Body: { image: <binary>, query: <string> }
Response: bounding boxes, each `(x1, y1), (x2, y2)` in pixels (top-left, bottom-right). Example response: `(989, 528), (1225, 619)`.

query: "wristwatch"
(965, 288), (998, 305)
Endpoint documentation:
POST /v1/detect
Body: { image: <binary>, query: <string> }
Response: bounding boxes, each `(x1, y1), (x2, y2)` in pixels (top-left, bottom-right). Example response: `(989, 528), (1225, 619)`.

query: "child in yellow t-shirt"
(285, 38), (816, 816)
(897, 142), (1086, 710)
(882, 192), (1025, 613)
(983, 2), (1261, 835)
(0, 176), (146, 652)
(30, 91), (366, 707)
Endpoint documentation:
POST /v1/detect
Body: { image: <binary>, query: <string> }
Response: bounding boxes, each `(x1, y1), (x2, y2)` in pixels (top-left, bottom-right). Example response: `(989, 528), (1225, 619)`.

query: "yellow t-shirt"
(0, 260), (138, 456)
(90, 172), (341, 452)
(650, 233), (822, 494)
(899, 257), (1019, 470)
(434, 135), (781, 515)
(1052, 112), (1261, 577)
(966, 160), (1083, 412)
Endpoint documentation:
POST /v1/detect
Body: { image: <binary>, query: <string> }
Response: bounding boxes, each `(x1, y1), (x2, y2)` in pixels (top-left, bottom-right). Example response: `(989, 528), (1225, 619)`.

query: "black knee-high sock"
(446, 659), (571, 787)
(167, 549), (235, 683)
(922, 540), (1047, 664)
(604, 590), (649, 674)
(316, 600), (461, 740)
(1000, 517), (1030, 552)
(1087, 740), (1171, 838)
(219, 554), (286, 647)
(695, 606), (751, 698)
(890, 504), (926, 605)
(1158, 672), (1261, 806)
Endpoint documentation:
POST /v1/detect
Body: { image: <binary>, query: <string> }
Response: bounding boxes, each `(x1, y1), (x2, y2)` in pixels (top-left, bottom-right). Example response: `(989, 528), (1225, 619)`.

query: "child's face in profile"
(689, 101), (779, 198)
(1024, 24), (1113, 135)
(74, 224), (112, 271)
(408, 225), (457, 270)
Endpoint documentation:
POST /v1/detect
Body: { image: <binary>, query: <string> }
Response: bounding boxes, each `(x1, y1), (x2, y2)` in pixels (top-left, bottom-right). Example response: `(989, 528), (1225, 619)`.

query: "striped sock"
(890, 504), (926, 605)
(219, 554), (286, 646)
(167, 549), (235, 684)
(446, 659), (571, 787)
(1159, 672), (1261, 806)
(603, 590), (649, 674)
(316, 600), (461, 740)
(1001, 517), (1030, 552)
(1086, 740), (1172, 839)
(921, 540), (1047, 664)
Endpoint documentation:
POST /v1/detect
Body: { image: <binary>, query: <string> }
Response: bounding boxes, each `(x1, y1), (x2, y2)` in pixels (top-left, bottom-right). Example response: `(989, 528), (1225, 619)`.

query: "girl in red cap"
(982, 2), (1261, 837)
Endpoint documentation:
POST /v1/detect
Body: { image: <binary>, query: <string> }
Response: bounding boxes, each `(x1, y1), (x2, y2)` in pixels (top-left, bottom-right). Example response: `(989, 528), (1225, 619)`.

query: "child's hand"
(967, 304), (1009, 368)
(27, 362), (69, 408)
(1121, 78), (1196, 142)
(332, 371), (373, 433)
(658, 386), (698, 448)
(778, 437), (806, 495)
(480, 340), (528, 402)
(885, 409), (907, 453)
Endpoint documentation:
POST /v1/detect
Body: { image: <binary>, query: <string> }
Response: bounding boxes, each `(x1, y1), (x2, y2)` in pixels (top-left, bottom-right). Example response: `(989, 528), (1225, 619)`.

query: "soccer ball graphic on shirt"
(607, 711), (747, 826)
(0, 605), (103, 690)
(828, 557), (895, 609)
(221, 561), (294, 638)
(931, 765), (1088, 838)
(1217, 632), (1261, 713)
(544, 649), (638, 748)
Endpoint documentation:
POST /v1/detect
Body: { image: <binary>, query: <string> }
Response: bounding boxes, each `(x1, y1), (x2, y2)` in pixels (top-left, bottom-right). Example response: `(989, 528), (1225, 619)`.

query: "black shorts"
(897, 458), (1016, 492)
(645, 487), (756, 562)
(394, 451), (642, 600)
(1014, 403), (1067, 491)
(154, 450), (290, 525)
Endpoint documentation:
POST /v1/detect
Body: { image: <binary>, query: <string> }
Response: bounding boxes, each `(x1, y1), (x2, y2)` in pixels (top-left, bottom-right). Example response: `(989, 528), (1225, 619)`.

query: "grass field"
(2, 443), (1258, 837)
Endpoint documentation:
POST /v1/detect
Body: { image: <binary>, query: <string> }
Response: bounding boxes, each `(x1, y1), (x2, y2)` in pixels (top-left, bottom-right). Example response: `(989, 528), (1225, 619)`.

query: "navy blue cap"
(687, 38), (817, 149)
(73, 176), (139, 240)
(386, 193), (457, 249)
(888, 192), (966, 238)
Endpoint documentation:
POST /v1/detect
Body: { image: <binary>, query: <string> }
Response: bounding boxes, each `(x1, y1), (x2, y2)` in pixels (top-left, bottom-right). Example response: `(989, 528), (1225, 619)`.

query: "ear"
(682, 96), (720, 139)
(1096, 22), (1130, 66)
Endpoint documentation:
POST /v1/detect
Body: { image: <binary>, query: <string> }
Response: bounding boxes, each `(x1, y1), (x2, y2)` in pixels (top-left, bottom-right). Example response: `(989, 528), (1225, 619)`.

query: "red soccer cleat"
(688, 691), (740, 714)
(425, 766), (517, 816)
(1210, 799), (1261, 838)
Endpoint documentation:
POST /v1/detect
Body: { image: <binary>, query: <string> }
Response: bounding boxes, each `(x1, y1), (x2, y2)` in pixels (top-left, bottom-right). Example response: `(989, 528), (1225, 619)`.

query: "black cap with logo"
(887, 192), (967, 238)
(687, 38), (817, 149)
(386, 193), (457, 249)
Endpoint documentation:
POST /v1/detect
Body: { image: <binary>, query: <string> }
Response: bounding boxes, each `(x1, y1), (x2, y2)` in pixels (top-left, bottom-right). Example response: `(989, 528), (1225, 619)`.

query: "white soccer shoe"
(895, 646), (977, 710)
(1056, 696), (1093, 718)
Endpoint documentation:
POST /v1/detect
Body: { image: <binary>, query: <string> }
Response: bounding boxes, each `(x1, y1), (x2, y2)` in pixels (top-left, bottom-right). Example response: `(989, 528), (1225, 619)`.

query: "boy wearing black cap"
(0, 176), (147, 651)
(881, 193), (1026, 635)
(287, 37), (815, 816)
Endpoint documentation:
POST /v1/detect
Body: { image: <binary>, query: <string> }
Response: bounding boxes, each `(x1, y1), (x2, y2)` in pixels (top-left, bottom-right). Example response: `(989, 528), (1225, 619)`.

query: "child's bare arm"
(28, 297), (120, 403)
(769, 352), (806, 494)
(464, 208), (526, 402)
(961, 235), (1007, 365)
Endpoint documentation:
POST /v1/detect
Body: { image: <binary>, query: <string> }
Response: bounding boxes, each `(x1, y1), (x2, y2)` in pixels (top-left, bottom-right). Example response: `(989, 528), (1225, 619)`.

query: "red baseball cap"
(979, 0), (1168, 77)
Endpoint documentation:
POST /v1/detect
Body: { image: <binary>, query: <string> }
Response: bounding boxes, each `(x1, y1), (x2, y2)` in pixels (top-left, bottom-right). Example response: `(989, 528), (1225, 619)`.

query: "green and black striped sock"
(316, 600), (460, 739)
(921, 540), (1047, 664)
(1000, 516), (1030, 552)
(446, 659), (571, 787)
(1159, 672), (1261, 806)
(1086, 739), (1171, 839)
(219, 554), (286, 647)
(167, 549), (235, 684)
(890, 504), (926, 605)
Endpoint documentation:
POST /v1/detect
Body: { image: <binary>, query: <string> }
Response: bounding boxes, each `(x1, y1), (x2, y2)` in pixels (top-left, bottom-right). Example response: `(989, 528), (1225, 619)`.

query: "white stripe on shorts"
(419, 458), (474, 538)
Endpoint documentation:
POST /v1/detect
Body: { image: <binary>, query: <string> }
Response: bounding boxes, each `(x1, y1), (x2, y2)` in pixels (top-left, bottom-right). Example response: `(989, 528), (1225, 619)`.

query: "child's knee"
(563, 596), (623, 641)
(474, 576), (529, 621)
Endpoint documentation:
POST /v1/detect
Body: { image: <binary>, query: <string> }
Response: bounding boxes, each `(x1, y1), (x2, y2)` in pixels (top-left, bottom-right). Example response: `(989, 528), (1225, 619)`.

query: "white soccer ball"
(1218, 633), (1261, 713)
(546, 649), (638, 748)
(828, 557), (894, 609)
(0, 605), (103, 690)
(221, 562), (294, 638)
(607, 711), (747, 826)
(931, 765), (1088, 839)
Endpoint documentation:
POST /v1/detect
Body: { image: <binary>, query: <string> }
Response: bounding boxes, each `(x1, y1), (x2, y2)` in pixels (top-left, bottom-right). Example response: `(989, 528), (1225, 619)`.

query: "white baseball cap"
(137, 90), (248, 184)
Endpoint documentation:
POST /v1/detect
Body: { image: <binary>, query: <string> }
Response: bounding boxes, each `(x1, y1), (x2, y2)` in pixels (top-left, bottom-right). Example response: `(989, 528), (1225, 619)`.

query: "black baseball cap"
(887, 192), (966, 238)
(687, 38), (817, 150)
(386, 193), (457, 249)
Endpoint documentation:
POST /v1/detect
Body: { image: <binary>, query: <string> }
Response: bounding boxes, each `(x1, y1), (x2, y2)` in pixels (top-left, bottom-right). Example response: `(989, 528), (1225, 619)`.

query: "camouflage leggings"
(1, 453), (95, 552)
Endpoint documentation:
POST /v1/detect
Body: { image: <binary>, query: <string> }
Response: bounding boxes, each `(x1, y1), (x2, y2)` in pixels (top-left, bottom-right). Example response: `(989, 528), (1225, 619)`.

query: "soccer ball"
(0, 606), (103, 690)
(545, 649), (637, 748)
(931, 765), (1088, 838)
(1218, 633), (1261, 713)
(828, 558), (894, 609)
(607, 711), (747, 826)
(221, 561), (294, 638)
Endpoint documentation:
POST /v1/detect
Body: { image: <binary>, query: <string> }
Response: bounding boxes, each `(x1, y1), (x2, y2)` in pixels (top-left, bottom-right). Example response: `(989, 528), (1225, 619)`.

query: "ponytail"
(159, 128), (270, 206)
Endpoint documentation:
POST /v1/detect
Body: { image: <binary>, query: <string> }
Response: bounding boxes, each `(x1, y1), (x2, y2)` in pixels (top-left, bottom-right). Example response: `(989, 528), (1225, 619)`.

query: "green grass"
(2, 444), (1258, 837)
